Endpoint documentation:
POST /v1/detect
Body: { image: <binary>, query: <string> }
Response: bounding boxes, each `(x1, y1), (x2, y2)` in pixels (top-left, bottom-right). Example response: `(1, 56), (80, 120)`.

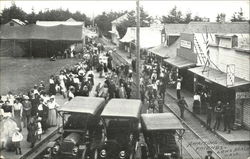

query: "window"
(10, 22), (14, 26)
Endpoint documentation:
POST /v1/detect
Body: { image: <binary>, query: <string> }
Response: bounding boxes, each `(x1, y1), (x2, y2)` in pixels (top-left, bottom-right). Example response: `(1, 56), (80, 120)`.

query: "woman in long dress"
(47, 96), (59, 127)
(12, 99), (23, 132)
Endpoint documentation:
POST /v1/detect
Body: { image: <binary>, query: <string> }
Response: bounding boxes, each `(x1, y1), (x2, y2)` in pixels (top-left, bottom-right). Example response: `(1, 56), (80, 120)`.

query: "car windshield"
(103, 118), (136, 146)
(63, 112), (89, 130)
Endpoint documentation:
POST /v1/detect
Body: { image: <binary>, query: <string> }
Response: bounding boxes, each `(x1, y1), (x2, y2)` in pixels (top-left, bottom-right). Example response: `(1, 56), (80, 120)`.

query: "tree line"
(0, 2), (92, 25)
(0, 3), (248, 39)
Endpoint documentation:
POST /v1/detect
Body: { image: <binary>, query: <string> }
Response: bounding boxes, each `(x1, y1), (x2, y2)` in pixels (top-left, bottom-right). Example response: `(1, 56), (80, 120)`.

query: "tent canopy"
(0, 24), (83, 41)
(120, 27), (162, 49)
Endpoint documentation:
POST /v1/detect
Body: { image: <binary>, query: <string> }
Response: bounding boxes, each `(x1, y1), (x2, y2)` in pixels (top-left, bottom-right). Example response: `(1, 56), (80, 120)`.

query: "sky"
(0, 0), (249, 22)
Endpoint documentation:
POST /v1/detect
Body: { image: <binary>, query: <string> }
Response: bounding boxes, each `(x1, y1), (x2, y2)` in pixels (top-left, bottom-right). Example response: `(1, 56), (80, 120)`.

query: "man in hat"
(213, 101), (223, 131)
(205, 150), (215, 159)
(177, 96), (188, 119)
(223, 102), (232, 133)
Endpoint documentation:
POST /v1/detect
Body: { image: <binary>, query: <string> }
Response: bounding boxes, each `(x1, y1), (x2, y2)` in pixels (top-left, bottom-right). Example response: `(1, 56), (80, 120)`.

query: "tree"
(162, 6), (183, 23)
(216, 13), (226, 22)
(95, 10), (129, 38)
(116, 7), (152, 38)
(231, 8), (246, 22)
(27, 7), (36, 24)
(193, 15), (203, 22)
(0, 2), (27, 24)
(183, 12), (192, 23)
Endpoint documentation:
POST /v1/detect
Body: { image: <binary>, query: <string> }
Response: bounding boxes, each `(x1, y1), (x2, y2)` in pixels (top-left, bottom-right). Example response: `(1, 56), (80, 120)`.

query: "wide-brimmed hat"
(50, 95), (55, 99)
(23, 95), (29, 100)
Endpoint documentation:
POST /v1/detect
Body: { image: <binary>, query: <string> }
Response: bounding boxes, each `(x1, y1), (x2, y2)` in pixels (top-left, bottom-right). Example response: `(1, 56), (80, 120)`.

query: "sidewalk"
(166, 87), (250, 144)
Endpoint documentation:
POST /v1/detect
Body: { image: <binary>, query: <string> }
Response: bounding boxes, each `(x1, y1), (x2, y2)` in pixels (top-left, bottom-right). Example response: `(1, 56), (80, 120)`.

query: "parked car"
(43, 97), (106, 159)
(93, 99), (142, 159)
(141, 113), (185, 159)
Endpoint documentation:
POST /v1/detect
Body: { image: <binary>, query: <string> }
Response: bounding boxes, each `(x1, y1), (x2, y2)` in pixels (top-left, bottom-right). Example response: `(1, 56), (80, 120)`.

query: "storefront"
(164, 33), (197, 92)
(189, 66), (250, 129)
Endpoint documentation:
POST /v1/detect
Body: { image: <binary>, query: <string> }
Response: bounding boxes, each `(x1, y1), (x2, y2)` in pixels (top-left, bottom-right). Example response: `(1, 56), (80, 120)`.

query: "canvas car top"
(101, 99), (142, 119)
(141, 113), (185, 131)
(58, 96), (105, 115)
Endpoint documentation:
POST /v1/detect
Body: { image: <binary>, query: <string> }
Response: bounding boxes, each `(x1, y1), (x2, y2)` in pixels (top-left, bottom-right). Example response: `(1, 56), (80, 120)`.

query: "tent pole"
(29, 40), (32, 57)
(13, 40), (16, 56)
(45, 40), (48, 58)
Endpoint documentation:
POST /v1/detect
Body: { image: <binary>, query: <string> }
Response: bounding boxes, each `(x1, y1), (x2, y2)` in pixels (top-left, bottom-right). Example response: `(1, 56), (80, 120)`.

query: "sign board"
(226, 64), (235, 86)
(180, 40), (192, 49)
(236, 92), (250, 99)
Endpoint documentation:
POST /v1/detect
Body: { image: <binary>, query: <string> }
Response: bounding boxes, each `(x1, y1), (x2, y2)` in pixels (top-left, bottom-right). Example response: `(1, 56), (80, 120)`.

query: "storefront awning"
(189, 66), (250, 88)
(164, 56), (196, 68)
(149, 38), (179, 58)
(149, 45), (169, 58)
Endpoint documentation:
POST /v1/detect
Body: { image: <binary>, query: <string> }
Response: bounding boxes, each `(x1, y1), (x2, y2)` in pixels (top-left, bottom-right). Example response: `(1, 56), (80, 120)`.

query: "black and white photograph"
(0, 0), (249, 159)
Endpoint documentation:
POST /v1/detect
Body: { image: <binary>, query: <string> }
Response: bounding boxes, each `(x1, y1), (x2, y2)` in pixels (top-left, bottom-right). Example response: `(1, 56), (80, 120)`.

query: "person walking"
(13, 98), (23, 132)
(176, 76), (182, 99)
(193, 92), (201, 114)
(206, 102), (213, 130)
(22, 95), (32, 128)
(27, 117), (38, 148)
(47, 96), (59, 127)
(177, 97), (188, 119)
(12, 128), (23, 155)
(223, 102), (232, 133)
(213, 101), (223, 131)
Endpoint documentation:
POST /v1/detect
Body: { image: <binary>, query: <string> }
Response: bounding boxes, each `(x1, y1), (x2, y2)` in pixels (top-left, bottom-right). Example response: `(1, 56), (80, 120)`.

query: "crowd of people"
(0, 84), (60, 154)
(140, 55), (233, 134)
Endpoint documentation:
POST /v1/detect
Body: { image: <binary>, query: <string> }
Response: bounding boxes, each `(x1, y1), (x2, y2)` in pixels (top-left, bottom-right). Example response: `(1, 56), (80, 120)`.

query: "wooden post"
(136, 0), (140, 99)
(45, 40), (48, 57)
(13, 40), (16, 56)
(29, 40), (32, 57)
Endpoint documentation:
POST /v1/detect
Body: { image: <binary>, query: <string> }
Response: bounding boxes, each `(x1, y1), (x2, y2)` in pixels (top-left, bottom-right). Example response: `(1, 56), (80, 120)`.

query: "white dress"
(47, 101), (58, 127)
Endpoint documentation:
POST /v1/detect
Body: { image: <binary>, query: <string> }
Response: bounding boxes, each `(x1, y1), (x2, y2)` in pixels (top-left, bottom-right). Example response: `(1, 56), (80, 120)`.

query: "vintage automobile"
(93, 99), (142, 159)
(141, 113), (185, 159)
(44, 97), (106, 159)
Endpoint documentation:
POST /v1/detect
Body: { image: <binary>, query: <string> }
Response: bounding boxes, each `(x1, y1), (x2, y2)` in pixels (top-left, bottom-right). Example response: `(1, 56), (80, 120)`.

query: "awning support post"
(13, 40), (16, 56)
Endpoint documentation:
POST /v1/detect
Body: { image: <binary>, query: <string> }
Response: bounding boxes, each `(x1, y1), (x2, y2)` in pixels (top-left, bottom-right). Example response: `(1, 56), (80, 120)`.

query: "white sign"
(180, 40), (192, 49)
(226, 64), (235, 86)
(236, 92), (250, 99)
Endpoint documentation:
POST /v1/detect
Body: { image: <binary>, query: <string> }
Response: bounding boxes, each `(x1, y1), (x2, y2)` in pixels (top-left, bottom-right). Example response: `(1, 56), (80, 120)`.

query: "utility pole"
(136, 0), (140, 99)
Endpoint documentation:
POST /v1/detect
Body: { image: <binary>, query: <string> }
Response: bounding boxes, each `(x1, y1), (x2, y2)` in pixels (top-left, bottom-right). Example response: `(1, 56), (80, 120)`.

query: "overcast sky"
(0, 1), (249, 22)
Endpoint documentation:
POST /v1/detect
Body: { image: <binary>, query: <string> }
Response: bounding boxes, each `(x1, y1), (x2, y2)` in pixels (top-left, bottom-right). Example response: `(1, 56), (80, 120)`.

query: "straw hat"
(23, 95), (29, 100)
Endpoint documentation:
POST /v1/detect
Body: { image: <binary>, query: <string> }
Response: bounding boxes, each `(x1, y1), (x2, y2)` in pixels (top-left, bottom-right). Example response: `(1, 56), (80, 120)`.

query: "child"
(37, 117), (42, 140)
(12, 128), (23, 155)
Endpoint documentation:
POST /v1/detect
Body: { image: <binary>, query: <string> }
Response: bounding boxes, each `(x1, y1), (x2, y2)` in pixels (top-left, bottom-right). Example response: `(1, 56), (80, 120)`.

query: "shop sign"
(236, 92), (250, 99)
(226, 64), (235, 86)
(180, 40), (192, 49)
